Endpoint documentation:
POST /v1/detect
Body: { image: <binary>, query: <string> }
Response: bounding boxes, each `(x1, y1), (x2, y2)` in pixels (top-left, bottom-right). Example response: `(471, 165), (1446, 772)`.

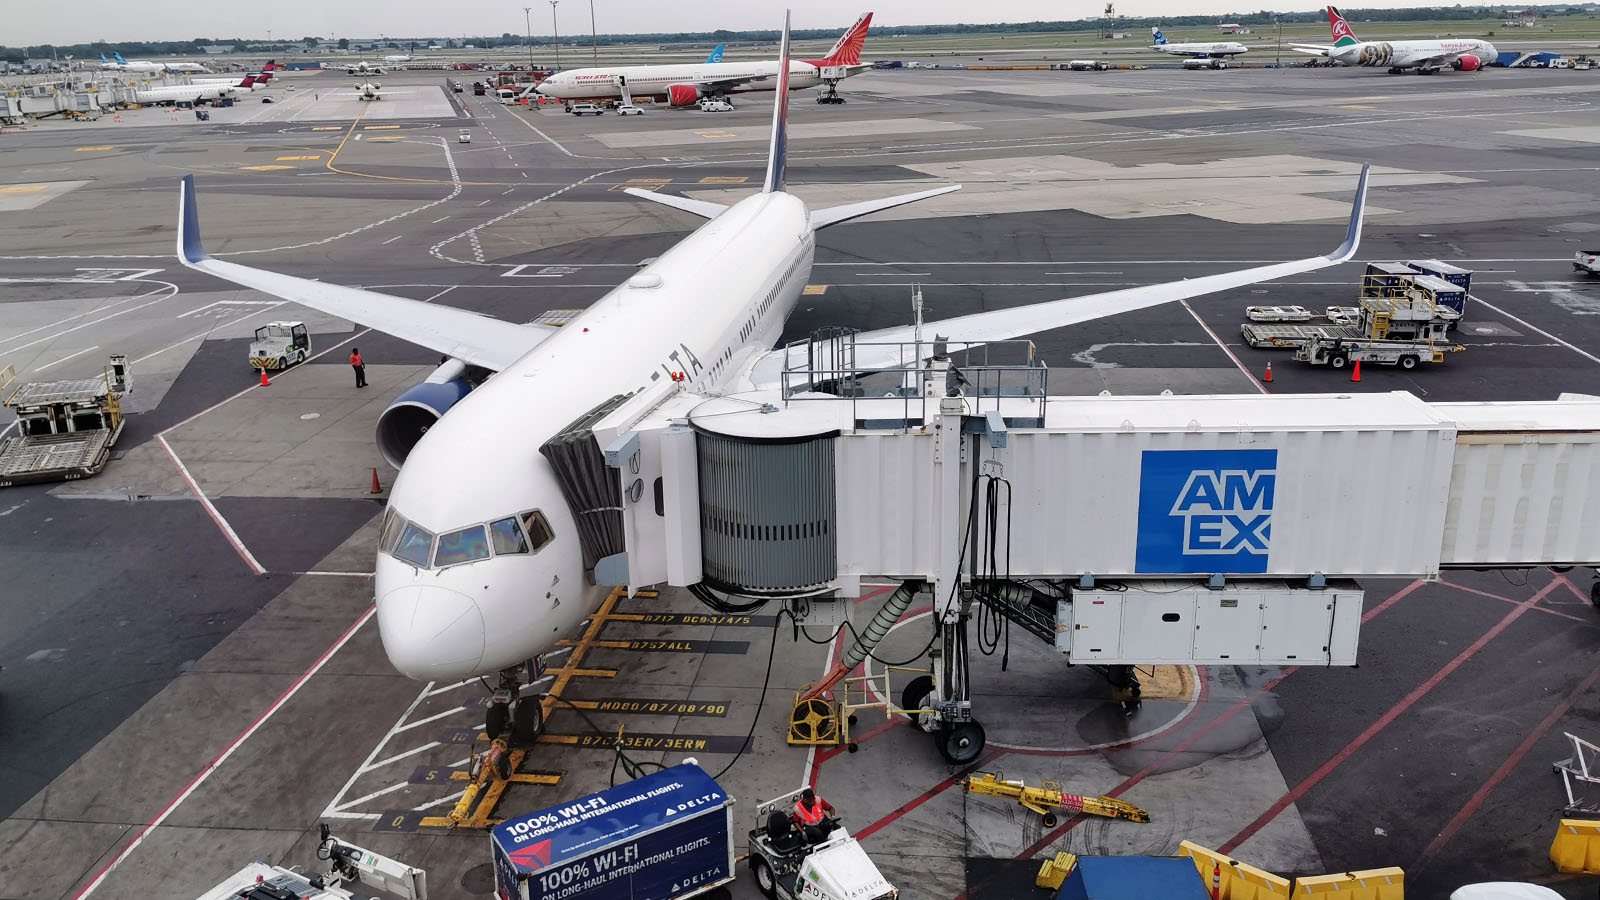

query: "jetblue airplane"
(1149, 27), (1249, 60)
(175, 13), (1368, 743)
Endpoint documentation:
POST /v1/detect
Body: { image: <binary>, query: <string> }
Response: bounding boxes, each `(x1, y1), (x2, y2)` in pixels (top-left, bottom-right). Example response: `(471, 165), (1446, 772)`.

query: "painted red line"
(1362, 579), (1425, 624)
(1417, 655), (1600, 867)
(1438, 576), (1596, 625)
(1217, 577), (1561, 856)
(854, 584), (896, 605)
(1436, 575), (1516, 605)
(70, 605), (376, 899)
(1181, 298), (1268, 394)
(854, 749), (1008, 843)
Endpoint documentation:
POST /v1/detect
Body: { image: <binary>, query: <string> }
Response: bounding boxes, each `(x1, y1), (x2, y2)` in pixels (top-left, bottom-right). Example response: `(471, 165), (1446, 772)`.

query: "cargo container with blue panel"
(492, 764), (735, 900)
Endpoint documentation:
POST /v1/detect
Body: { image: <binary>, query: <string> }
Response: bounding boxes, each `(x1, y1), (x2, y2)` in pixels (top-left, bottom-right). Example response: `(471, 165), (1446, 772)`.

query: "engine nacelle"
(376, 376), (471, 468)
(666, 84), (701, 107)
(1452, 54), (1482, 71)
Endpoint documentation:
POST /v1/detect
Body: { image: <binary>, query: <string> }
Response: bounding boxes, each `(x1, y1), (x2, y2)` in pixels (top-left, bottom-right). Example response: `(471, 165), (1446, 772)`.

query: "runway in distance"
(534, 11), (874, 106)
(1295, 5), (1498, 73)
(172, 12), (1369, 744)
(1149, 27), (1248, 60)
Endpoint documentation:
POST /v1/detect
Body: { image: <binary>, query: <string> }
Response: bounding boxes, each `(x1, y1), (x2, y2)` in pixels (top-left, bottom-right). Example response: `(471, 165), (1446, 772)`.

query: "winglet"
(177, 175), (209, 264)
(762, 11), (792, 194)
(1327, 163), (1369, 263)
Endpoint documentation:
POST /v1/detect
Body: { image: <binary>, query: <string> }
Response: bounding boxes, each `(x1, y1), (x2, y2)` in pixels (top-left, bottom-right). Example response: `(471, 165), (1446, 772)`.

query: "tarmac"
(2, 64), (1600, 899)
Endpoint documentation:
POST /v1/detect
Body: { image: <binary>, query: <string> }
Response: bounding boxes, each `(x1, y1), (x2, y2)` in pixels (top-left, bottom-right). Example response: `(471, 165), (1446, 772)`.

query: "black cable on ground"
(542, 693), (667, 786)
(711, 613), (782, 781)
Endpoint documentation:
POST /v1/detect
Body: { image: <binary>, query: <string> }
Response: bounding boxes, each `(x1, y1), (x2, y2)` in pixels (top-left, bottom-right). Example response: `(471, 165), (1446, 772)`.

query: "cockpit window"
(521, 510), (554, 552)
(378, 508), (406, 554)
(435, 525), (490, 567)
(393, 522), (436, 568)
(489, 517), (529, 555)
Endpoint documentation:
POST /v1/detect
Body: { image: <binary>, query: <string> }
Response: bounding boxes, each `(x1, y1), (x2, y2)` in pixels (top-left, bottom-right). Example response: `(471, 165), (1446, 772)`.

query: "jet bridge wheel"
(939, 721), (986, 764)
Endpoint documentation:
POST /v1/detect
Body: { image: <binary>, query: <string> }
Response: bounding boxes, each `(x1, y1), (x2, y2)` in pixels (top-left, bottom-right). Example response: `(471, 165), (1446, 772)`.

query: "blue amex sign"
(1135, 449), (1277, 574)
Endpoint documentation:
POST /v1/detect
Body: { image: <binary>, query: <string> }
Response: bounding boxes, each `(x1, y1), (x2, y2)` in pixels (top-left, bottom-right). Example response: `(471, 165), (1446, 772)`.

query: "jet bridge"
(587, 332), (1600, 761)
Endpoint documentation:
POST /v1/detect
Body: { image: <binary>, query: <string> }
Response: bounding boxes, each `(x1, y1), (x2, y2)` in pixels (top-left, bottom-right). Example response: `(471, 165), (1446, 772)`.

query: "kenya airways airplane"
(174, 13), (1369, 744)
(1296, 6), (1498, 74)
(534, 12), (874, 106)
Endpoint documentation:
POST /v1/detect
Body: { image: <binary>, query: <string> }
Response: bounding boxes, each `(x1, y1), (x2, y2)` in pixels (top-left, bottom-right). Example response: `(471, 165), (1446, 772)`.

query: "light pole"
(588, 0), (599, 66)
(523, 6), (534, 70)
(1275, 16), (1282, 68)
(549, 0), (562, 70)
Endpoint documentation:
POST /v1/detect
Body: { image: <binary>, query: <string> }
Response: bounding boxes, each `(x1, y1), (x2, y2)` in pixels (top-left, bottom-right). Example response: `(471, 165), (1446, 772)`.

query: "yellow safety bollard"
(1177, 841), (1292, 900)
(1293, 867), (1404, 899)
(1550, 818), (1600, 874)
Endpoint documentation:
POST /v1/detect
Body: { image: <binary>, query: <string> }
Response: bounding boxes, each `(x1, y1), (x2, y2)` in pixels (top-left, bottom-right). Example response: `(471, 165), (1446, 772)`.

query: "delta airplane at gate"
(173, 12), (1368, 745)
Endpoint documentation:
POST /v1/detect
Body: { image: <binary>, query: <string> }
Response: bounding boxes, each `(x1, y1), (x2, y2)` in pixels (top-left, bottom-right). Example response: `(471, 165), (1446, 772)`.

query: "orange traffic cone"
(259, 368), (270, 386)
(371, 468), (382, 494)
(1350, 359), (1362, 383)
(1262, 361), (1273, 383)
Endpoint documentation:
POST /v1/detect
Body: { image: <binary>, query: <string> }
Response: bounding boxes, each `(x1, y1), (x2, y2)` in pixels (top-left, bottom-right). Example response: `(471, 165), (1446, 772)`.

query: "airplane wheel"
(752, 857), (778, 900)
(901, 675), (935, 719)
(485, 701), (509, 740)
(511, 696), (544, 744)
(939, 721), (986, 765)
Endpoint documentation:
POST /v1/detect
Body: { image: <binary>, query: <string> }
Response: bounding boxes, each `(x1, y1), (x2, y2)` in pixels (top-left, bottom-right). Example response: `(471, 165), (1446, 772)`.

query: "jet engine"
(666, 84), (701, 107)
(375, 359), (472, 468)
(1452, 54), (1483, 71)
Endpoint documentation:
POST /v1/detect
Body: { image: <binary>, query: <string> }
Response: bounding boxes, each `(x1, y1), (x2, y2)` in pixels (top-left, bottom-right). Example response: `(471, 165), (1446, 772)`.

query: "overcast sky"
(16, 1), (1451, 48)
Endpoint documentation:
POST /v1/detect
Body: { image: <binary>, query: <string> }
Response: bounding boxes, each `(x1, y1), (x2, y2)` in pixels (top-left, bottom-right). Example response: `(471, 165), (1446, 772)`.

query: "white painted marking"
(395, 706), (476, 734)
(0, 284), (178, 354)
(35, 345), (100, 372)
(431, 216), (450, 223)
(363, 741), (445, 773)
(1470, 294), (1600, 367)
(155, 434), (266, 575)
(132, 302), (287, 365)
(71, 605), (375, 900)
(382, 235), (404, 245)
(324, 679), (434, 819)
(1181, 298), (1268, 395)
(177, 299), (279, 319)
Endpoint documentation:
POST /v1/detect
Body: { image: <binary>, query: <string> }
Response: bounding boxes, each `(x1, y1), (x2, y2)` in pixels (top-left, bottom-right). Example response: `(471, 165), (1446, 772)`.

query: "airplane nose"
(377, 584), (486, 680)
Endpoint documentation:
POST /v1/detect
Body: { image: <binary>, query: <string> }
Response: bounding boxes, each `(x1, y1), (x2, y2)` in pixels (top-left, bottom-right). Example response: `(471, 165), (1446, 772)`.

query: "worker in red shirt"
(792, 788), (836, 844)
(350, 347), (366, 388)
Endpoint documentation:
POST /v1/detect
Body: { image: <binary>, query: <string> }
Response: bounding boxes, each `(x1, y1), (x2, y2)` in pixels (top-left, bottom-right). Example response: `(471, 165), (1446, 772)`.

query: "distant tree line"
(5, 5), (1595, 61)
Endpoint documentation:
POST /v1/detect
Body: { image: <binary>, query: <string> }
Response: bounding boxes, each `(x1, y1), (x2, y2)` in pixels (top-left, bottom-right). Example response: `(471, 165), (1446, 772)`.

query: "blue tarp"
(1058, 857), (1211, 900)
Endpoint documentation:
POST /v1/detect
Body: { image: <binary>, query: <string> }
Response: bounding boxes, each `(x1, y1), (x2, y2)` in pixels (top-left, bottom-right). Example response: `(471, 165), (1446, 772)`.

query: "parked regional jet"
(344, 81), (411, 100)
(534, 12), (874, 106)
(193, 60), (276, 88)
(173, 13), (1368, 744)
(1149, 27), (1248, 61)
(135, 74), (257, 104)
(342, 60), (388, 76)
(1295, 6), (1497, 73)
(101, 51), (209, 73)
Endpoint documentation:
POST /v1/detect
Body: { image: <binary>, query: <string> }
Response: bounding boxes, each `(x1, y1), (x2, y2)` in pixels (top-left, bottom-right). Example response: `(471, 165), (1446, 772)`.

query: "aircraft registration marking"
(240, 165), (294, 171)
(612, 612), (776, 627)
(695, 131), (737, 139)
(803, 284), (828, 295)
(73, 146), (113, 152)
(699, 176), (747, 184)
(277, 155), (321, 160)
(0, 185), (48, 194)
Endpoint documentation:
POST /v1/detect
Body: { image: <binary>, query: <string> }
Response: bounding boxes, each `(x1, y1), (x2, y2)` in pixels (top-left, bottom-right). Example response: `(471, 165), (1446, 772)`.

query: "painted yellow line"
(240, 164), (294, 171)
(694, 131), (736, 139)
(311, 126), (341, 131)
(276, 155), (321, 160)
(367, 136), (406, 141)
(699, 176), (747, 184)
(627, 177), (670, 184)
(363, 124), (400, 130)
(802, 284), (827, 295)
(0, 185), (49, 194)
(74, 146), (113, 152)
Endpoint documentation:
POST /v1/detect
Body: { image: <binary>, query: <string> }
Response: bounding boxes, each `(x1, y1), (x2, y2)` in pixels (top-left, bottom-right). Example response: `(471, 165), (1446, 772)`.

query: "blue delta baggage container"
(1057, 856), (1211, 900)
(492, 764), (735, 900)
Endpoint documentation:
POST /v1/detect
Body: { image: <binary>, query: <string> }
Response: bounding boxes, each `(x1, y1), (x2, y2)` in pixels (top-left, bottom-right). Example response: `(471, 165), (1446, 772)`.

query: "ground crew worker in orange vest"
(792, 788), (836, 844)
(350, 347), (366, 388)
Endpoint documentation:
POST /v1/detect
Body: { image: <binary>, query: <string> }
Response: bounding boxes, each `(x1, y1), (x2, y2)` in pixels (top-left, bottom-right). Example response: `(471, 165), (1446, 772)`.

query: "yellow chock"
(1292, 867), (1404, 900)
(787, 692), (840, 746)
(1177, 841), (1291, 900)
(1035, 852), (1077, 891)
(1551, 818), (1600, 874)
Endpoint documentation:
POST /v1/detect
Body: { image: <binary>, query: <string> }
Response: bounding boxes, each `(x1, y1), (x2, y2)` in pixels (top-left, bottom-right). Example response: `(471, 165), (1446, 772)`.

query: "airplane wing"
(751, 165), (1369, 389)
(175, 176), (553, 371)
(1413, 49), (1480, 68)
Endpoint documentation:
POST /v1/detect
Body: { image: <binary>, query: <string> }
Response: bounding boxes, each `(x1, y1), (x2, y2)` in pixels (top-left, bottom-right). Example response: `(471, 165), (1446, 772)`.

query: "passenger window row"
(379, 507), (555, 570)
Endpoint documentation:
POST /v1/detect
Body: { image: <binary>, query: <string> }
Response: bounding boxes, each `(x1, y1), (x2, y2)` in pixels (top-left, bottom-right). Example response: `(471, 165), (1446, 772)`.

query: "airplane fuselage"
(134, 83), (239, 103)
(1153, 42), (1248, 58)
(1331, 38), (1497, 69)
(535, 60), (831, 100)
(374, 192), (815, 681)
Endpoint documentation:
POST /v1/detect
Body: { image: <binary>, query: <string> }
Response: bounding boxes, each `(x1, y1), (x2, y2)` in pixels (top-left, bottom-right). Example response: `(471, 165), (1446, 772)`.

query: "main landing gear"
(483, 660), (546, 778)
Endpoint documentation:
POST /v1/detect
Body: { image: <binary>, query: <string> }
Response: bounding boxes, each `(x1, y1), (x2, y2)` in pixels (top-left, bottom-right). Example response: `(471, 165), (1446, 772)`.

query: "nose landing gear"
(484, 660), (549, 777)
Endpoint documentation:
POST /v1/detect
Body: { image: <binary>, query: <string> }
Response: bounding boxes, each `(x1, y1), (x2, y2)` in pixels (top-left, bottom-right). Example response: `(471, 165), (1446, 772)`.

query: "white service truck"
(195, 825), (426, 900)
(1578, 250), (1600, 276)
(249, 321), (311, 370)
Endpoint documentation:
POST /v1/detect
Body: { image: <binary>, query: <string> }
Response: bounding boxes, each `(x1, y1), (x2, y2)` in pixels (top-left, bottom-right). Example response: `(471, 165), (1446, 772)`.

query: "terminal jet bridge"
(550, 328), (1600, 763)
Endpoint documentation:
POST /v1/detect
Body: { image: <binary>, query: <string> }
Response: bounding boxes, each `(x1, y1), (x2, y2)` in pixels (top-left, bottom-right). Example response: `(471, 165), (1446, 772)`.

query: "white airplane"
(384, 43), (419, 64)
(135, 74), (259, 104)
(1149, 27), (1248, 62)
(1295, 5), (1498, 73)
(344, 81), (414, 100)
(342, 60), (388, 76)
(192, 60), (277, 88)
(100, 51), (209, 73)
(173, 14), (1369, 743)
(535, 12), (874, 106)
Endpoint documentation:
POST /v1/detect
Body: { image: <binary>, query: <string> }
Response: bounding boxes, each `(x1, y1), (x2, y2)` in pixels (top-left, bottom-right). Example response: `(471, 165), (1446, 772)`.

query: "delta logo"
(1135, 449), (1277, 574)
(510, 839), (554, 871)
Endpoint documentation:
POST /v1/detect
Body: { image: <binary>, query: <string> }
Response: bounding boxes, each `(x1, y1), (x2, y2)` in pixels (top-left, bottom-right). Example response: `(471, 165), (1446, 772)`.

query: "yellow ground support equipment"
(1292, 868), (1404, 899)
(787, 664), (934, 750)
(963, 772), (1150, 828)
(1035, 852), (1078, 890)
(1177, 841), (1292, 900)
(1550, 818), (1600, 874)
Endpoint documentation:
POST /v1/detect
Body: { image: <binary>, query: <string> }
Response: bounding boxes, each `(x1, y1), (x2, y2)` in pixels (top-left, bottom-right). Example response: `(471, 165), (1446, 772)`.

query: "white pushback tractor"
(747, 789), (896, 900)
(194, 824), (426, 900)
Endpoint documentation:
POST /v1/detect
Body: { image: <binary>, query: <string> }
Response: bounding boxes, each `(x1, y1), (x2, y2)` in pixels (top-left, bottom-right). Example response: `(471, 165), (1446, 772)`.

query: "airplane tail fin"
(762, 12), (793, 194)
(238, 75), (257, 88)
(815, 12), (872, 65)
(114, 52), (127, 64)
(1152, 27), (1167, 45)
(705, 44), (725, 63)
(263, 59), (277, 71)
(1328, 6), (1361, 47)
(99, 52), (109, 63)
